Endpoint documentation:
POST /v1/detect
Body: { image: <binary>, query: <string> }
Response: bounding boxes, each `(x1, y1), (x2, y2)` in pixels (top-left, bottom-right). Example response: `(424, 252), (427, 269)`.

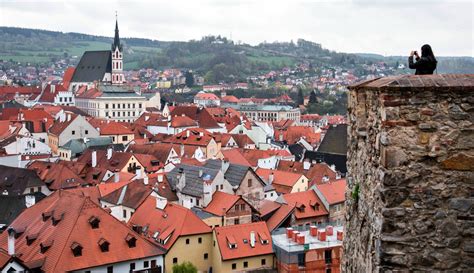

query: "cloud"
(0, 0), (472, 56)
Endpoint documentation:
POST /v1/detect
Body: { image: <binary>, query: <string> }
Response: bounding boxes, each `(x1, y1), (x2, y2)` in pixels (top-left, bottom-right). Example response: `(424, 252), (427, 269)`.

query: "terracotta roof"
(315, 179), (346, 204)
(282, 190), (328, 220)
(0, 190), (164, 272)
(170, 106), (220, 129)
(101, 180), (152, 209)
(77, 150), (137, 173)
(203, 191), (240, 216)
(28, 161), (89, 190)
(38, 84), (68, 103)
(265, 203), (294, 231)
(128, 143), (177, 164)
(96, 122), (133, 135)
(161, 128), (215, 147)
(274, 126), (321, 145)
(256, 168), (304, 189)
(194, 92), (220, 100)
(98, 180), (132, 196)
(48, 114), (78, 136)
(129, 196), (211, 249)
(221, 149), (251, 167)
(62, 67), (75, 89)
(214, 222), (273, 260)
(221, 95), (239, 103)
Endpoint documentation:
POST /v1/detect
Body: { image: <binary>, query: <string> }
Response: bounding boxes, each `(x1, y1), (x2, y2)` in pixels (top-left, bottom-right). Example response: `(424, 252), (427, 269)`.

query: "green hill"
(0, 27), (472, 80)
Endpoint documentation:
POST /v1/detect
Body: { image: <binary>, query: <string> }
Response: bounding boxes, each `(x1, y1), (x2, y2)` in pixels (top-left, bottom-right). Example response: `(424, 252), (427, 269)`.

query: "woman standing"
(409, 44), (438, 75)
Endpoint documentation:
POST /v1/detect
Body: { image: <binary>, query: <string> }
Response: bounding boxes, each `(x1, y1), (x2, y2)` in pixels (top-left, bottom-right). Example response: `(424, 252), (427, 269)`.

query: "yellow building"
(212, 222), (275, 273)
(128, 197), (214, 273)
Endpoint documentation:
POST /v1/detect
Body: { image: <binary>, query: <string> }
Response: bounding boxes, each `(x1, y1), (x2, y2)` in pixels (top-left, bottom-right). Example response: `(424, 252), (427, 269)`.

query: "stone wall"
(343, 74), (474, 272)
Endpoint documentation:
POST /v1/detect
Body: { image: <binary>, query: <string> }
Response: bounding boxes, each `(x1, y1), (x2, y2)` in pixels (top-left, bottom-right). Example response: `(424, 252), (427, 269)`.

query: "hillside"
(0, 27), (472, 79)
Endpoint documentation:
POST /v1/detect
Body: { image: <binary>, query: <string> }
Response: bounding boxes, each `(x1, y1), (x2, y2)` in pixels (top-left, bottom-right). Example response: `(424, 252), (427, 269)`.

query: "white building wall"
(72, 255), (164, 273)
(4, 137), (51, 155)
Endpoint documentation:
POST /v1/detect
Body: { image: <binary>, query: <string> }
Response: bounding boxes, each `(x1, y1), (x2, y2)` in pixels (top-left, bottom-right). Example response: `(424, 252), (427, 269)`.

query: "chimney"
(297, 234), (305, 245)
(107, 147), (113, 160)
(292, 231), (299, 242)
(180, 144), (184, 157)
(51, 84), (55, 93)
(145, 116), (149, 122)
(303, 159), (311, 170)
(318, 230), (327, 241)
(156, 196), (167, 210)
(199, 169), (203, 177)
(337, 230), (344, 241)
(7, 227), (15, 256)
(286, 228), (293, 239)
(143, 175), (149, 185)
(222, 158), (230, 173)
(199, 131), (204, 137)
(91, 150), (97, 168)
(135, 166), (142, 178)
(326, 225), (334, 236)
(114, 172), (120, 183)
(250, 231), (256, 248)
(157, 174), (164, 183)
(25, 195), (36, 208)
(310, 226), (318, 236)
(67, 114), (71, 122)
(330, 164), (336, 171)
(186, 130), (190, 138)
(268, 172), (274, 184)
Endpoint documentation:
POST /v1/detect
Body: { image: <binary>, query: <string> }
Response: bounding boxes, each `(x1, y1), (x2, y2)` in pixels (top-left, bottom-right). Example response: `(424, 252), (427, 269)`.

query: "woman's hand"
(410, 51), (415, 57)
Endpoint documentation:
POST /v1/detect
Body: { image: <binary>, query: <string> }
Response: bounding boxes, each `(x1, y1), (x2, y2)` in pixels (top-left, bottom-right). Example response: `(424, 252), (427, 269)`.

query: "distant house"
(256, 168), (309, 194)
(194, 91), (221, 107)
(47, 113), (99, 155)
(202, 191), (258, 227)
(57, 136), (115, 161)
(129, 195), (212, 273)
(0, 165), (50, 197)
(314, 179), (346, 226)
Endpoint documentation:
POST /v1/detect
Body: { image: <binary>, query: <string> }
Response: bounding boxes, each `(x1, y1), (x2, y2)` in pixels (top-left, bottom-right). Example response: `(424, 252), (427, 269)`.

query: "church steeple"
(112, 13), (122, 51)
(111, 12), (124, 85)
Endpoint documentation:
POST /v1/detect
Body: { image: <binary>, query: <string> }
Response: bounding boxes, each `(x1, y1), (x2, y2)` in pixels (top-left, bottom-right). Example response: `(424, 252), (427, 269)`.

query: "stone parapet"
(343, 74), (474, 272)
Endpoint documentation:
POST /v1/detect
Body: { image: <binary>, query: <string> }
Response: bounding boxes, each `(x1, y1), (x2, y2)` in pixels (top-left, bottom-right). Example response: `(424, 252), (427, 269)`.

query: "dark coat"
(408, 56), (437, 75)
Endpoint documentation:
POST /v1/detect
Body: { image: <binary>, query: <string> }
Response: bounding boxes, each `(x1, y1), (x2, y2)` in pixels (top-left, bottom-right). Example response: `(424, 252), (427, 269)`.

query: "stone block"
(441, 153), (474, 171)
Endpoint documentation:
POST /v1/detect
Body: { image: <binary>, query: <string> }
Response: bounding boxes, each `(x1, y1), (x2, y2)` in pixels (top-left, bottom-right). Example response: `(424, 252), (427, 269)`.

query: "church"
(73, 17), (161, 122)
(69, 18), (125, 91)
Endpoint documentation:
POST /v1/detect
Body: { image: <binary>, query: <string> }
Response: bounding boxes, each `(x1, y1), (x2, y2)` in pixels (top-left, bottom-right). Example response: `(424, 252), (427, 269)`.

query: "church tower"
(111, 15), (124, 85)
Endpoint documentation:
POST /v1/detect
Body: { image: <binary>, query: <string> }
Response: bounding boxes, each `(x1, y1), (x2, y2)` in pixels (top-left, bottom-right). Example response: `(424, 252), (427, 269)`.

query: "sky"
(0, 0), (473, 56)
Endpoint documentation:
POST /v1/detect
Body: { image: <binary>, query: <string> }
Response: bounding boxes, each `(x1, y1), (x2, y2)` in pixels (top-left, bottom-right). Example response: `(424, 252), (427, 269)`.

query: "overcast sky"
(0, 0), (473, 56)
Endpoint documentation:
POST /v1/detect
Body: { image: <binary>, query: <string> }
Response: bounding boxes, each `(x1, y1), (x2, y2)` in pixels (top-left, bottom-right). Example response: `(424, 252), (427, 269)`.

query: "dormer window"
(40, 239), (53, 253)
(89, 216), (100, 229)
(98, 238), (110, 252)
(226, 235), (237, 249)
(258, 232), (269, 245)
(52, 213), (63, 226)
(125, 234), (137, 248)
(26, 233), (39, 245)
(42, 211), (53, 221)
(71, 242), (83, 257)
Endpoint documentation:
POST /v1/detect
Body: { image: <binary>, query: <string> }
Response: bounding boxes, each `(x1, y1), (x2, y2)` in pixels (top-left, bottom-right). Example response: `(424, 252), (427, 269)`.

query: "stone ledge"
(348, 74), (474, 91)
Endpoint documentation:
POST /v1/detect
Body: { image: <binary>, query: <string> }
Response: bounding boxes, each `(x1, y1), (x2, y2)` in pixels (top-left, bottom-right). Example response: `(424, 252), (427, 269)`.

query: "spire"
(112, 12), (122, 51)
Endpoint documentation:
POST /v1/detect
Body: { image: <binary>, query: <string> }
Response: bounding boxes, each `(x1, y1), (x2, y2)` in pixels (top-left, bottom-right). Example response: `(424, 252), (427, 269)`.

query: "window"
(123, 209), (127, 218)
(139, 103), (142, 108)
(122, 136), (128, 141)
(261, 258), (266, 265)
(105, 103), (109, 109)
(173, 257), (178, 264)
(248, 179), (252, 187)
(326, 269), (332, 273)
(298, 253), (305, 266)
(220, 184), (223, 190)
(112, 104), (115, 109)
(234, 218), (240, 225)
(325, 249), (332, 264)
(118, 104), (121, 109)
(71, 130), (75, 135)
(204, 253), (208, 260)
(198, 237), (202, 244)
(107, 266), (113, 273)
(144, 260), (149, 268)
(232, 263), (237, 270)
(243, 261), (248, 268)
(216, 185), (219, 191)
(130, 263), (135, 270)
(241, 204), (245, 210)
(235, 205), (239, 211)
(186, 238), (190, 244)
(85, 130), (88, 135)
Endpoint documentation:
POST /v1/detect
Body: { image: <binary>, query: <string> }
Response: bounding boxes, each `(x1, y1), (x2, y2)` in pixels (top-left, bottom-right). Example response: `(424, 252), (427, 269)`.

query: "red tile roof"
(48, 114), (78, 136)
(265, 203), (294, 231)
(128, 143), (177, 164)
(221, 95), (239, 103)
(129, 197), (211, 250)
(282, 190), (329, 220)
(170, 106), (220, 129)
(203, 191), (240, 216)
(96, 121), (134, 135)
(161, 128), (215, 147)
(221, 149), (251, 167)
(315, 179), (346, 204)
(101, 180), (152, 209)
(27, 161), (89, 190)
(62, 67), (75, 89)
(214, 222), (273, 260)
(256, 168), (304, 189)
(194, 92), (220, 100)
(0, 190), (164, 272)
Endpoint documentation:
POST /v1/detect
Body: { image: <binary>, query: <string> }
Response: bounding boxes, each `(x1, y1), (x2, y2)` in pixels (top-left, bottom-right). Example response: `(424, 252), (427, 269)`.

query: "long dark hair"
(421, 44), (436, 61)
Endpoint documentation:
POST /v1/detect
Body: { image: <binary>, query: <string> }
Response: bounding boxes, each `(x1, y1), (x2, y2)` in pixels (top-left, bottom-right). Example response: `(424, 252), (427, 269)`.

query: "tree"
(172, 262), (197, 273)
(297, 88), (304, 106)
(185, 70), (194, 87)
(309, 90), (317, 104)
